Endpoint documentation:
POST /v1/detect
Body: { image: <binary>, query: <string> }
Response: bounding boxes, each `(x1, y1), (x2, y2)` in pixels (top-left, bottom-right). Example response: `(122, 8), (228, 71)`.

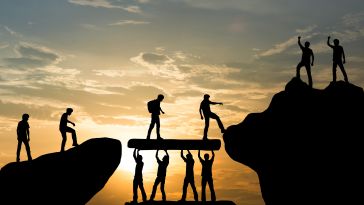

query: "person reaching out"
(200, 94), (225, 140)
(296, 36), (314, 88)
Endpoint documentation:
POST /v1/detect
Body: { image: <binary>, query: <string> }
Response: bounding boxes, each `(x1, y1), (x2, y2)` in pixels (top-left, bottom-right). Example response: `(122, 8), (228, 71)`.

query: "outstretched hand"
(161, 111), (165, 114)
(298, 36), (301, 39)
(201, 116), (204, 120)
(328, 36), (331, 39)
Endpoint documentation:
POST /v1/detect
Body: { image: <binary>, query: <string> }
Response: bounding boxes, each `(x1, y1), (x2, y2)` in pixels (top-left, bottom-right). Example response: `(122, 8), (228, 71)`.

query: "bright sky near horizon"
(1, 0), (364, 204)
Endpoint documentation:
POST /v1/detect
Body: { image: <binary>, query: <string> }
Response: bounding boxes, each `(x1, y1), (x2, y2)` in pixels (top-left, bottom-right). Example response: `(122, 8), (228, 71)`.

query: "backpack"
(147, 100), (156, 113)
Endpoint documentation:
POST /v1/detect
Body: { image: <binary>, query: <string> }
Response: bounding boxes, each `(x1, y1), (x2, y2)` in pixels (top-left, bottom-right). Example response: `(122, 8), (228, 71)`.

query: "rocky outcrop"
(0, 138), (121, 205)
(224, 78), (364, 205)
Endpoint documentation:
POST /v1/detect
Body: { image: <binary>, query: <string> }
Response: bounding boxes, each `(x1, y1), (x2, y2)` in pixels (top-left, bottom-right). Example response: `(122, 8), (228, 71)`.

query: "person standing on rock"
(132, 149), (147, 203)
(146, 94), (165, 140)
(59, 108), (78, 152)
(327, 36), (349, 83)
(16, 113), (32, 162)
(150, 150), (169, 201)
(200, 94), (225, 140)
(180, 150), (198, 201)
(198, 150), (216, 202)
(296, 36), (314, 88)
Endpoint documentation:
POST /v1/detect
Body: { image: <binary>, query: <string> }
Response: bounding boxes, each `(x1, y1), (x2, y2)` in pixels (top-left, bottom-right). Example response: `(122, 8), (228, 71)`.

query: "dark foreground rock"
(125, 201), (236, 205)
(224, 78), (364, 205)
(0, 138), (121, 205)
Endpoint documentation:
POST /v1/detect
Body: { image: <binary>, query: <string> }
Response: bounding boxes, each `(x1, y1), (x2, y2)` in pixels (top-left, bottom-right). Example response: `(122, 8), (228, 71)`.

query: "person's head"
(204, 94), (210, 100)
(304, 41), (310, 48)
(66, 108), (73, 115)
(187, 153), (193, 160)
(163, 155), (169, 162)
(334, 39), (339, 46)
(137, 155), (143, 162)
(22, 113), (29, 121)
(157, 94), (164, 102)
(204, 153), (209, 160)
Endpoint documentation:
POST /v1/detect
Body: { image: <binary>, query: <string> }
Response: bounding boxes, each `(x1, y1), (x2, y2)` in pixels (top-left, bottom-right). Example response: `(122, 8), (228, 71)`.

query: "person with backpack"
(146, 94), (165, 140)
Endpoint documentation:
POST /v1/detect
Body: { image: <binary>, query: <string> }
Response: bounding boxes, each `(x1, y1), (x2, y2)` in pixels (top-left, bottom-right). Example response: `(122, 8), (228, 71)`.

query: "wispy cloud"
(0, 42), (9, 49)
(93, 69), (125, 77)
(257, 36), (297, 57)
(3, 43), (61, 69)
(68, 0), (141, 13)
(108, 20), (150, 26)
(4, 26), (22, 37)
(296, 25), (317, 34)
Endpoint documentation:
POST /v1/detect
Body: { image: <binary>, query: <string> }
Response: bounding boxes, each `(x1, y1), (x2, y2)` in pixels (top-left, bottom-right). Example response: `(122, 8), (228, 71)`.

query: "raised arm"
(298, 36), (304, 49)
(198, 150), (203, 162)
(211, 150), (215, 161)
(327, 36), (334, 48)
(156, 150), (161, 163)
(133, 148), (137, 161)
(181, 150), (187, 161)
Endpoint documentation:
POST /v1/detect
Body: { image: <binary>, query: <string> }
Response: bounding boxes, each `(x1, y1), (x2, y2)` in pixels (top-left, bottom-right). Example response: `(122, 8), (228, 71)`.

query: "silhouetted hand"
(328, 36), (331, 40)
(201, 116), (204, 120)
(161, 111), (165, 114)
(298, 36), (301, 40)
(311, 62), (314, 66)
(72, 122), (75, 126)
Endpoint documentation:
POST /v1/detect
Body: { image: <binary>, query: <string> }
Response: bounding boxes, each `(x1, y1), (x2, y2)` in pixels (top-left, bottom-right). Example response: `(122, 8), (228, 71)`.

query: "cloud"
(4, 26), (22, 37)
(81, 23), (99, 30)
(131, 52), (185, 80)
(296, 25), (317, 34)
(3, 43), (61, 69)
(257, 36), (297, 57)
(68, 0), (141, 13)
(0, 42), (9, 49)
(93, 69), (125, 77)
(108, 20), (150, 26)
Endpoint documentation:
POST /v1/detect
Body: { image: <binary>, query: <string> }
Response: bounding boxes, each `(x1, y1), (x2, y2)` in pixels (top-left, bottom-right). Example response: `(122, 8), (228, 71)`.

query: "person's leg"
(23, 139), (32, 161)
(190, 178), (199, 201)
(66, 127), (78, 146)
(16, 140), (22, 162)
(146, 115), (156, 139)
(208, 177), (216, 201)
(338, 62), (349, 83)
(203, 116), (210, 140)
(139, 180), (147, 202)
(156, 115), (162, 139)
(133, 178), (138, 202)
(161, 177), (166, 201)
(181, 177), (188, 200)
(305, 64), (313, 88)
(150, 177), (160, 200)
(210, 113), (225, 133)
(296, 62), (303, 79)
(201, 177), (207, 202)
(60, 131), (67, 152)
(333, 62), (338, 82)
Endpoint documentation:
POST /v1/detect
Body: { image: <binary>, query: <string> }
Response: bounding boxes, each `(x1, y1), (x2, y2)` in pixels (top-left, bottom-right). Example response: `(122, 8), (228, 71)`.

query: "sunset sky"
(1, 0), (364, 204)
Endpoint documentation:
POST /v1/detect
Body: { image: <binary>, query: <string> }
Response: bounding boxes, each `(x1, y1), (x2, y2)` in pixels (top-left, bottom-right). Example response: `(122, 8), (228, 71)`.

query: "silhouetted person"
(180, 150), (198, 201)
(16, 113), (32, 162)
(296, 36), (314, 88)
(200, 94), (225, 140)
(198, 150), (216, 202)
(150, 150), (169, 201)
(146, 94), (165, 140)
(133, 149), (147, 203)
(59, 108), (78, 152)
(327, 36), (349, 83)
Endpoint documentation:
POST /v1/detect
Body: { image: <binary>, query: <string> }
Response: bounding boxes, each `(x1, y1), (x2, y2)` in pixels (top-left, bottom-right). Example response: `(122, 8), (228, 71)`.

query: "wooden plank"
(127, 139), (221, 150)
